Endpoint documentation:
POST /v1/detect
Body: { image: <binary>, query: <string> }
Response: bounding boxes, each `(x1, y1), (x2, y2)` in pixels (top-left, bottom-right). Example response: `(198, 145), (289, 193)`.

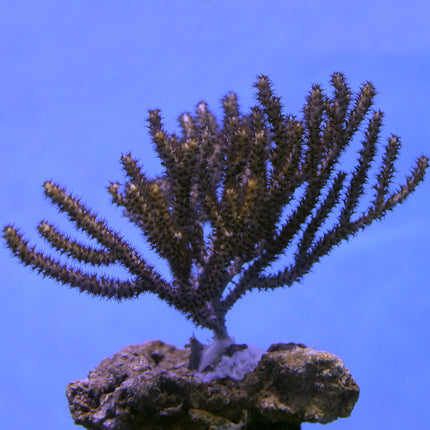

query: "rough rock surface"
(66, 340), (359, 430)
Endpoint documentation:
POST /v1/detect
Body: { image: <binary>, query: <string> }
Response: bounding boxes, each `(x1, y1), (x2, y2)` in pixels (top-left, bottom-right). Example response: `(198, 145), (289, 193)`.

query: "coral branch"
(3, 73), (428, 344)
(3, 225), (141, 299)
(37, 221), (116, 266)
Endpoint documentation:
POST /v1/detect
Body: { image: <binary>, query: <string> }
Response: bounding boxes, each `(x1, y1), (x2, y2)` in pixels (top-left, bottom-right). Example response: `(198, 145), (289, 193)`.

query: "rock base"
(66, 340), (359, 429)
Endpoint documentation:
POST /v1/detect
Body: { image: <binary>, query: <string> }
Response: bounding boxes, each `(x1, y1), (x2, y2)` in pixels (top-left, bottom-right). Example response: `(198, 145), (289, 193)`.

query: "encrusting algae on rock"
(66, 341), (359, 429)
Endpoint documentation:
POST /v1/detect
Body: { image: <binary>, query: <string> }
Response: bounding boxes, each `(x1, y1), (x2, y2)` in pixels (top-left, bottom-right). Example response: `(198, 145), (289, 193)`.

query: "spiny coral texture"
(3, 73), (428, 339)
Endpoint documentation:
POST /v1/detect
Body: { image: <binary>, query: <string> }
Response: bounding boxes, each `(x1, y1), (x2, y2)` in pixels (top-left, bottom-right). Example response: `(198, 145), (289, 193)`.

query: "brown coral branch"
(3, 73), (428, 343)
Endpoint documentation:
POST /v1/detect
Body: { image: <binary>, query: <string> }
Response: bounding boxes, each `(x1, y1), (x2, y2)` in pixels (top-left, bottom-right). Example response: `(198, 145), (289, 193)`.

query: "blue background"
(1, 1), (429, 429)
